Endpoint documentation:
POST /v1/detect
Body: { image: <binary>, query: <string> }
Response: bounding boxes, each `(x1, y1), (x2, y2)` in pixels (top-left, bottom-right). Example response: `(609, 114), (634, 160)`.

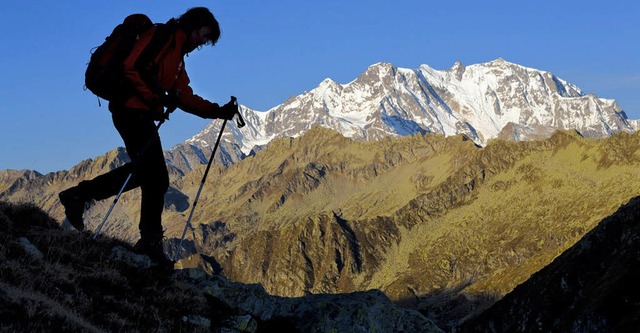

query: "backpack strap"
(135, 19), (178, 96)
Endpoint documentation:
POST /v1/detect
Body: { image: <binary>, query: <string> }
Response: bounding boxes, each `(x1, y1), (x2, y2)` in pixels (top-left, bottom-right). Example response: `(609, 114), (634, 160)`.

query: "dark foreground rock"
(172, 269), (442, 332)
(0, 201), (441, 332)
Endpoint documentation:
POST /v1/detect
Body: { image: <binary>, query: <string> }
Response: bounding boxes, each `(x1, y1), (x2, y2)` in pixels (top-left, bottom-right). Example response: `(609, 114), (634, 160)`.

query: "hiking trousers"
(79, 108), (169, 239)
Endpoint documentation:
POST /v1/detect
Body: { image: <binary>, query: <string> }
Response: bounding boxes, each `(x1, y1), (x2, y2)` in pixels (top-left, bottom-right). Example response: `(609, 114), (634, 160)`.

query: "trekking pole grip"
(230, 96), (246, 128)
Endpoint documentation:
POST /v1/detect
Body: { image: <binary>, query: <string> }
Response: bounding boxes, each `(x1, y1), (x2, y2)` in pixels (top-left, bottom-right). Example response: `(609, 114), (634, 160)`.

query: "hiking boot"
(58, 187), (87, 231)
(133, 237), (174, 270)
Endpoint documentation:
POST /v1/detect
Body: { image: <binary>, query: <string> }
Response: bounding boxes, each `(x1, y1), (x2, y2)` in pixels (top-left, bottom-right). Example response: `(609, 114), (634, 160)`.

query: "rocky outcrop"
(174, 269), (442, 333)
(220, 212), (400, 297)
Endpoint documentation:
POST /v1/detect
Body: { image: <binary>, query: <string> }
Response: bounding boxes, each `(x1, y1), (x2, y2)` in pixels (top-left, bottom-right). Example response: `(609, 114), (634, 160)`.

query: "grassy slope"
(372, 131), (640, 299)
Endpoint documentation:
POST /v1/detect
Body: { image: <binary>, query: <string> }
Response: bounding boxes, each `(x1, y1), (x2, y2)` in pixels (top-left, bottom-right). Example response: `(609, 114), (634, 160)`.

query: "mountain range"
(2, 58), (640, 330)
(166, 58), (636, 174)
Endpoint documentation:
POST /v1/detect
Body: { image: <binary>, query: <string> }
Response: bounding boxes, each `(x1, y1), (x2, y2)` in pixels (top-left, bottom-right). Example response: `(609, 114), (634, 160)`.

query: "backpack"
(85, 14), (176, 103)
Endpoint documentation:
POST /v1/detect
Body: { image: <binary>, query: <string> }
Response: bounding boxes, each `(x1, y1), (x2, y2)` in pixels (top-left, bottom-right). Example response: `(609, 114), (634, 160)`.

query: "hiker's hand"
(202, 103), (220, 119)
(218, 100), (237, 120)
(205, 102), (236, 120)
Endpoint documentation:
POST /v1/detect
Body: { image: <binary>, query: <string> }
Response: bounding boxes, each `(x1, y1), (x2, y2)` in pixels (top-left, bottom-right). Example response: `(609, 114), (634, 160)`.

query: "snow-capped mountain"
(167, 58), (635, 172)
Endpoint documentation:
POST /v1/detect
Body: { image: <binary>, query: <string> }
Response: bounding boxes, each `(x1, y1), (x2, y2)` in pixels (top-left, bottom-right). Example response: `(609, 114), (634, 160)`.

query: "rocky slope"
(0, 169), (42, 193)
(0, 202), (441, 332)
(168, 128), (640, 303)
(459, 195), (640, 332)
(3, 183), (639, 331)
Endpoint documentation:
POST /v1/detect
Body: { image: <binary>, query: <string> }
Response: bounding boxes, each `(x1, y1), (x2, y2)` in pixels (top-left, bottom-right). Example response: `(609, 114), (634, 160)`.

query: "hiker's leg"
(59, 108), (152, 231)
(76, 109), (153, 200)
(76, 163), (137, 200)
(110, 109), (169, 238)
(114, 108), (171, 267)
(130, 123), (172, 267)
(137, 130), (169, 239)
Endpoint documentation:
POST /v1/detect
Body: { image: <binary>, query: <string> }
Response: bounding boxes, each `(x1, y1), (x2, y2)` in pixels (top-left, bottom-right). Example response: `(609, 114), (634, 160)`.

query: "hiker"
(59, 7), (235, 268)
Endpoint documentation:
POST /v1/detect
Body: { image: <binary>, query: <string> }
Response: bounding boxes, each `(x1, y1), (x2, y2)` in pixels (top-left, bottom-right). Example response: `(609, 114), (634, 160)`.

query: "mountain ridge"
(166, 58), (634, 175)
(155, 128), (640, 304)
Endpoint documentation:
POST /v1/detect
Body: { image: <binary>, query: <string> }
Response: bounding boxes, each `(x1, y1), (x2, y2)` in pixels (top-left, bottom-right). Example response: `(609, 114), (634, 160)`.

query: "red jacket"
(121, 26), (214, 117)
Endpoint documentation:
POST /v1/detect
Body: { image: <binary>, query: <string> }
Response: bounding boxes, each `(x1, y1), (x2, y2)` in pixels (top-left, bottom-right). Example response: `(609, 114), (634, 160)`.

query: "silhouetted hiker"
(59, 7), (236, 269)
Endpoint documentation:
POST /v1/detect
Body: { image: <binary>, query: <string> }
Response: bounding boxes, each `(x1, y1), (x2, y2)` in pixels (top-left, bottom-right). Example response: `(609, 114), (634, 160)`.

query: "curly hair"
(177, 7), (220, 46)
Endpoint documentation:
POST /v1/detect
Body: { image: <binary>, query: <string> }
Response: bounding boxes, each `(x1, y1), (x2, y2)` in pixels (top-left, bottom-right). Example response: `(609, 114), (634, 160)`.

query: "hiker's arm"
(174, 67), (222, 118)
(122, 28), (157, 107)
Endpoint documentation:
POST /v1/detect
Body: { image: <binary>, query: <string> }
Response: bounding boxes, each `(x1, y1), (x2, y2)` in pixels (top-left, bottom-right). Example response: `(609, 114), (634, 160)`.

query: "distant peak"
(481, 57), (507, 65)
(487, 57), (520, 68)
(450, 60), (465, 80)
(365, 62), (398, 75)
(318, 77), (342, 89)
(351, 62), (399, 85)
(452, 60), (464, 69)
(369, 62), (395, 69)
(484, 57), (541, 74)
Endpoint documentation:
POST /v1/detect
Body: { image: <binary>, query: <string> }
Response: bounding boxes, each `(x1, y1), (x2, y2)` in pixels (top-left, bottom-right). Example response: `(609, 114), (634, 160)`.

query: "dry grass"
(0, 202), (225, 332)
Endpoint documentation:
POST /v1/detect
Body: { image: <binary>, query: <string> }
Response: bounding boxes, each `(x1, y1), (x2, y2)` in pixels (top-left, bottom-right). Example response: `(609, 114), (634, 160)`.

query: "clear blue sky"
(1, 1), (638, 173)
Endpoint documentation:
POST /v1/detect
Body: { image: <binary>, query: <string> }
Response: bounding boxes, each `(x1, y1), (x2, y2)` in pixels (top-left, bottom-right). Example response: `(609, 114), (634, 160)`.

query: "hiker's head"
(178, 7), (220, 52)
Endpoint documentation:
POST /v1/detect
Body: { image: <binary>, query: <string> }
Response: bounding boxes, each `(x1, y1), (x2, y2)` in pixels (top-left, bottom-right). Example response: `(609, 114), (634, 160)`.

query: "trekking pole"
(93, 106), (177, 240)
(174, 96), (245, 261)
